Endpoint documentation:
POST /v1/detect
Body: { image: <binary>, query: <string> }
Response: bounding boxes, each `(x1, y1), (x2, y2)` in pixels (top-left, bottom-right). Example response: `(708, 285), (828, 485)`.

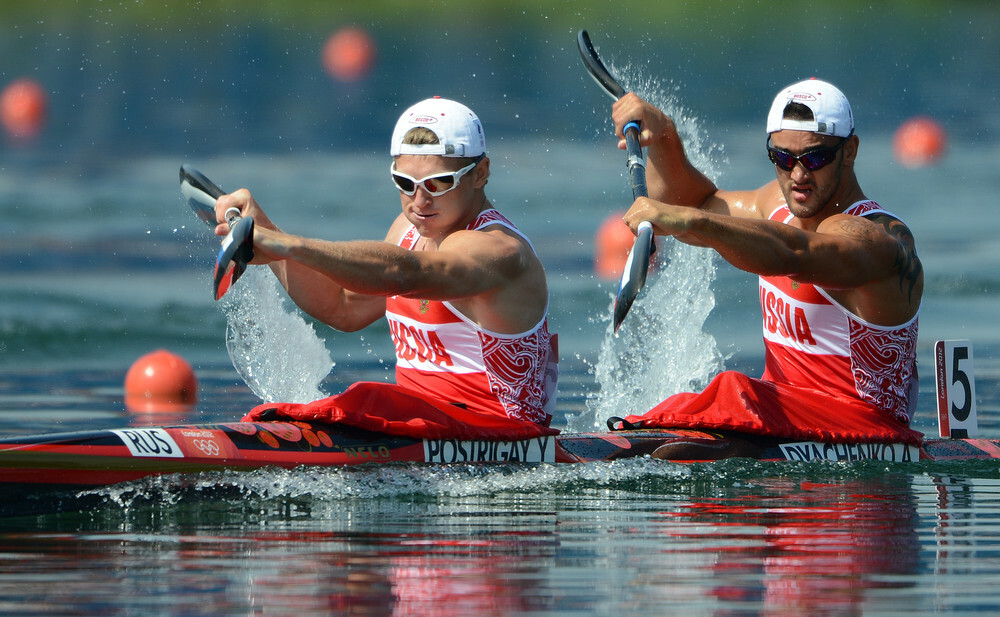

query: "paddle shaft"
(577, 31), (654, 331)
(624, 121), (647, 200)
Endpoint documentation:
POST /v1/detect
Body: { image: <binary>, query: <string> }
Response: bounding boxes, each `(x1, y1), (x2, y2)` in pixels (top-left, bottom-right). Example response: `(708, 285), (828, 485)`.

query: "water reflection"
(1, 464), (999, 615)
(641, 475), (921, 616)
(0, 500), (560, 616)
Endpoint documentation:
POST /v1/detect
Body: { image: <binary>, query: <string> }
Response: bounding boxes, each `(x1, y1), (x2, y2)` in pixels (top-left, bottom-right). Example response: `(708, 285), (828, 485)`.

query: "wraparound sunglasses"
(766, 130), (853, 172)
(390, 154), (485, 196)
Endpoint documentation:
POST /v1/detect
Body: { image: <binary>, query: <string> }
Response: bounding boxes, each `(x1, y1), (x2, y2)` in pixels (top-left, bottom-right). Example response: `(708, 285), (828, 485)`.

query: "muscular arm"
(215, 189), (545, 333)
(214, 188), (391, 332)
(256, 218), (410, 333)
(877, 214), (922, 303)
(268, 229), (525, 300)
(627, 197), (903, 283)
(623, 196), (923, 323)
(267, 248), (389, 333)
(612, 93), (718, 207)
(612, 93), (781, 228)
(255, 218), (545, 334)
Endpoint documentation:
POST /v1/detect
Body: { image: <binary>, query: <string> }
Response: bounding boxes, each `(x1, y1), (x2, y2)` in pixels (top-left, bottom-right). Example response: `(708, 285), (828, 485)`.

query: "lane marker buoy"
(125, 349), (198, 413)
(0, 78), (48, 140)
(893, 116), (947, 168)
(595, 210), (635, 280)
(322, 26), (376, 82)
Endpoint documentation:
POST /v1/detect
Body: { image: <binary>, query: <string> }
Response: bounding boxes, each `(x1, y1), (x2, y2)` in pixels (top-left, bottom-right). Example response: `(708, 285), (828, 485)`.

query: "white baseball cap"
(766, 78), (854, 138)
(390, 97), (486, 157)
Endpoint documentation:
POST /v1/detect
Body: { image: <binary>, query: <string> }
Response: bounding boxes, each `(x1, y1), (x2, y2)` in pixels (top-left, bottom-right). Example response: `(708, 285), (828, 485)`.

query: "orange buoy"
(595, 210), (637, 280)
(0, 78), (48, 140)
(322, 26), (376, 82)
(893, 116), (947, 168)
(124, 349), (198, 413)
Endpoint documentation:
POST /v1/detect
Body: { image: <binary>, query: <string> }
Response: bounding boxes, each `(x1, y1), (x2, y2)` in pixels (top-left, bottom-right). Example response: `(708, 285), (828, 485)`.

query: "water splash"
(89, 457), (699, 517)
(570, 64), (727, 431)
(219, 267), (333, 403)
(82, 456), (898, 524)
(575, 243), (725, 430)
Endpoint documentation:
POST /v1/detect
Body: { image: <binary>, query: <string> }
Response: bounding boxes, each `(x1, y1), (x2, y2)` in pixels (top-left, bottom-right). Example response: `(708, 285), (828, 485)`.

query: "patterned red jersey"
(760, 200), (919, 423)
(385, 209), (557, 425)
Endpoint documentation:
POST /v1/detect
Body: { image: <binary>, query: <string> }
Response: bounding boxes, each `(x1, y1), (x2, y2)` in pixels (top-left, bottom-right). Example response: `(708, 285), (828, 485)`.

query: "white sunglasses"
(390, 156), (483, 197)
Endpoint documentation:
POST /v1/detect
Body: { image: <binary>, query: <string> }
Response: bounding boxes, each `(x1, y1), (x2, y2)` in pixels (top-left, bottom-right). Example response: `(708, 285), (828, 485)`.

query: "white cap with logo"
(766, 78), (854, 138)
(390, 97), (486, 157)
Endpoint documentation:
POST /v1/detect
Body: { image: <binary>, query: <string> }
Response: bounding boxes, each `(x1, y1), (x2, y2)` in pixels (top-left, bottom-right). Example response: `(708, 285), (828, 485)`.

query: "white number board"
(935, 339), (978, 438)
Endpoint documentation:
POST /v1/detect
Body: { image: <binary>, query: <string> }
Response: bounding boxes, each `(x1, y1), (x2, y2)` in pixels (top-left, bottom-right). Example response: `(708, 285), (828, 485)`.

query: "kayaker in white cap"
(608, 79), (924, 448)
(215, 97), (557, 427)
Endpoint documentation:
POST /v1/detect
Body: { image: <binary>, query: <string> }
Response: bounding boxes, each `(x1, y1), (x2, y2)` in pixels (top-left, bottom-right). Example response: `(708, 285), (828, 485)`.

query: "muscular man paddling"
(611, 79), (923, 446)
(215, 97), (557, 428)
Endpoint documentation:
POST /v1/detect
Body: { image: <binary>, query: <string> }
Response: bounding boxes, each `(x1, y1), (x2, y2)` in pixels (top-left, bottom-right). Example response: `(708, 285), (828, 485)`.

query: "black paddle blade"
(179, 165), (225, 226)
(577, 30), (626, 100)
(213, 259), (247, 300)
(179, 164), (252, 300)
(180, 165), (224, 199)
(213, 215), (255, 300)
(612, 223), (654, 332)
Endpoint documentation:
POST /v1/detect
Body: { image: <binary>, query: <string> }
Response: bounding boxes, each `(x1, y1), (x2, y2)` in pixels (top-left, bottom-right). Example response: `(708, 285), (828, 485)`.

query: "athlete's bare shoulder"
(862, 212), (918, 250)
(712, 180), (783, 220)
(863, 212), (922, 302)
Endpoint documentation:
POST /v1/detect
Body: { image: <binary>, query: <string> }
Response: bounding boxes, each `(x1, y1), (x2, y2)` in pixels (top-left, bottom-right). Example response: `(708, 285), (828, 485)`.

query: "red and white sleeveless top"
(759, 200), (919, 423)
(385, 209), (557, 425)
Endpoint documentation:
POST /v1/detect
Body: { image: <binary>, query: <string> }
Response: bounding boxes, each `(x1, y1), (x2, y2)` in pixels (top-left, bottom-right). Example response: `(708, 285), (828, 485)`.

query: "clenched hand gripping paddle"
(179, 164), (255, 300)
(577, 30), (654, 332)
(180, 165), (332, 402)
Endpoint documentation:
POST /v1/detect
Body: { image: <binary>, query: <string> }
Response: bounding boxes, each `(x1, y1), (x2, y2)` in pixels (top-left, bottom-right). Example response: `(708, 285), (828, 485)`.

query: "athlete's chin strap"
(607, 416), (644, 431)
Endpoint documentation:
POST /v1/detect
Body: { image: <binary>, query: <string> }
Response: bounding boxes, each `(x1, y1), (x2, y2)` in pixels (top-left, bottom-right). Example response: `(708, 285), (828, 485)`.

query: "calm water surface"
(1, 460), (999, 615)
(3, 3), (1000, 615)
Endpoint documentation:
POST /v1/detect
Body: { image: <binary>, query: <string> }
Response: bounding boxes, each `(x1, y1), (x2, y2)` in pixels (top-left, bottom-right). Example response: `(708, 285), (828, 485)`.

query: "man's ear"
(473, 156), (490, 188)
(843, 135), (860, 165)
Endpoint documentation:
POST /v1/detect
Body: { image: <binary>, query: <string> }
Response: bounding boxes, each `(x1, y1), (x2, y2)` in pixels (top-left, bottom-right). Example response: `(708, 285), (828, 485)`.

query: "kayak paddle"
(179, 164), (223, 225)
(179, 164), (255, 300)
(577, 30), (654, 332)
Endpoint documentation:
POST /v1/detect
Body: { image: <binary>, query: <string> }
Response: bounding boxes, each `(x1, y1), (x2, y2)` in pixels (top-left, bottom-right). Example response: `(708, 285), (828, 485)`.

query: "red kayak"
(1, 417), (997, 516)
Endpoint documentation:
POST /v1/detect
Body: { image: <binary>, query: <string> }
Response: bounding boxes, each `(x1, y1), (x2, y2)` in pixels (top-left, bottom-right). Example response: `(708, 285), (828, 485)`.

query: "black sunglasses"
(766, 130), (853, 172)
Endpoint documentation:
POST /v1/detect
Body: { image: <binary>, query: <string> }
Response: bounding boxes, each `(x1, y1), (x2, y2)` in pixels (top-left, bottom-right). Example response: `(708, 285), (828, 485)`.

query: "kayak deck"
(0, 419), (997, 516)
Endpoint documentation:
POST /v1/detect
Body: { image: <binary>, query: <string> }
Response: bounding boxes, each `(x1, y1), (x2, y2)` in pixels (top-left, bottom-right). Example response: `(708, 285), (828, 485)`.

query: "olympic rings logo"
(192, 439), (221, 456)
